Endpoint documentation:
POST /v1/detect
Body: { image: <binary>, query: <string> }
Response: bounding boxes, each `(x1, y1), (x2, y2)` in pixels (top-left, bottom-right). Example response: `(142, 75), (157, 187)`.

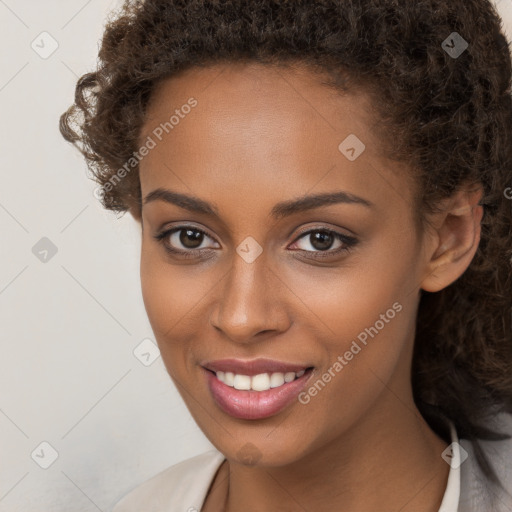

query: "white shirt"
(112, 423), (462, 512)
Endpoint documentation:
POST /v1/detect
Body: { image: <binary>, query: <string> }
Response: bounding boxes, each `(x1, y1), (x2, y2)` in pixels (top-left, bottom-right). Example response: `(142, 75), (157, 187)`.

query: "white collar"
(437, 421), (461, 512)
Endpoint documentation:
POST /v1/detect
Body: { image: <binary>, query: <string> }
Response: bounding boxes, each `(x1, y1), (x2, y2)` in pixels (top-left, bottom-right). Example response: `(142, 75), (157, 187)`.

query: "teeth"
(224, 372), (234, 386)
(215, 370), (307, 391)
(284, 372), (295, 383)
(269, 372), (285, 388)
(251, 373), (270, 391)
(233, 374), (251, 390)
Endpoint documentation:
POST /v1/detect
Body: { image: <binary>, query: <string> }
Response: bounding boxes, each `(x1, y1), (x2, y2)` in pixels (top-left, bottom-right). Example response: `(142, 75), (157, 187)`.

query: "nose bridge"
(212, 250), (285, 342)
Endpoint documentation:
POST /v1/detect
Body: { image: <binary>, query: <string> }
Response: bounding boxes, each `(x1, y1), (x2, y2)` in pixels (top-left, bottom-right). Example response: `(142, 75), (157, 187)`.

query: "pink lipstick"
(202, 358), (314, 420)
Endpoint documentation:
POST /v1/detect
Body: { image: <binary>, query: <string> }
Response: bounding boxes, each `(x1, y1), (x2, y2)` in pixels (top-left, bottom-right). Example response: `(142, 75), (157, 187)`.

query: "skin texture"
(136, 62), (483, 512)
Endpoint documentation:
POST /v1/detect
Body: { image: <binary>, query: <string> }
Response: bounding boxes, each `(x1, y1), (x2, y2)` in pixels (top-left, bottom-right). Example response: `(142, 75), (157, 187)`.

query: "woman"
(59, 0), (512, 510)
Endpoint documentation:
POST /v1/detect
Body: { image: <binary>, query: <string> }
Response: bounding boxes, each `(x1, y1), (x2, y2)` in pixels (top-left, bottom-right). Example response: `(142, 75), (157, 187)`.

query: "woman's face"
(138, 62), (433, 466)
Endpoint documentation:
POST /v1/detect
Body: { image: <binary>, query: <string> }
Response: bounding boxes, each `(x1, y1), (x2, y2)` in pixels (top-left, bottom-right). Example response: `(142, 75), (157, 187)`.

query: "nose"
(209, 254), (290, 344)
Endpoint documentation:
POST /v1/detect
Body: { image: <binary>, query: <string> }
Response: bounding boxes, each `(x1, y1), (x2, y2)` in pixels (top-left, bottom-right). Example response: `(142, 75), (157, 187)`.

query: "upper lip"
(202, 358), (312, 376)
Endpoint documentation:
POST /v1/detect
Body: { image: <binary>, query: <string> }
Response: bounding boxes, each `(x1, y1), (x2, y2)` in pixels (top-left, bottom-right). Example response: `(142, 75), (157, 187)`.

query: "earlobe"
(420, 185), (484, 293)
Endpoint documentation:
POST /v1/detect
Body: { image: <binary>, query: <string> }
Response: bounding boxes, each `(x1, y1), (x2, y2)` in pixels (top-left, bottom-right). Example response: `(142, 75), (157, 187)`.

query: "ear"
(420, 183), (484, 293)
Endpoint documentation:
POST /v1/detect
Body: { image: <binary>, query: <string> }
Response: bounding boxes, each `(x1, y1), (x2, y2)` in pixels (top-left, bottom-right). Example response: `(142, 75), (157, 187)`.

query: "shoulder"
(458, 412), (512, 512)
(112, 450), (225, 512)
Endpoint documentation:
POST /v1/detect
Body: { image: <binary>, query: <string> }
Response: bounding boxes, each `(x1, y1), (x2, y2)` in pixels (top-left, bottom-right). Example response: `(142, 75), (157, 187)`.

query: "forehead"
(141, 61), (378, 145)
(138, 62), (416, 215)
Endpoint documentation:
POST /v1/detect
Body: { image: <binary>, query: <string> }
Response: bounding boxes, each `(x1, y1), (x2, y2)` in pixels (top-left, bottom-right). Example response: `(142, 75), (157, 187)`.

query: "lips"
(201, 358), (314, 420)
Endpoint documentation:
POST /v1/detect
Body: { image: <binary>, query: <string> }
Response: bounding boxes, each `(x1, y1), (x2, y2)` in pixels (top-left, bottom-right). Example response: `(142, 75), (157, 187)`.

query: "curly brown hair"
(59, 0), (512, 489)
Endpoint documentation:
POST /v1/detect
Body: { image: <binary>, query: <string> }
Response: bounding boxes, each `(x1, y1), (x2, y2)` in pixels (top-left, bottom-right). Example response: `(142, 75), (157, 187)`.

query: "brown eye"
(179, 228), (205, 249)
(308, 231), (335, 251)
(292, 229), (342, 252)
(288, 228), (358, 259)
(154, 225), (220, 257)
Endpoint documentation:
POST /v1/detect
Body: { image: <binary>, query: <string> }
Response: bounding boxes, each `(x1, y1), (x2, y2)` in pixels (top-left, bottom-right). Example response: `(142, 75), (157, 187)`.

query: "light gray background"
(1, 1), (511, 511)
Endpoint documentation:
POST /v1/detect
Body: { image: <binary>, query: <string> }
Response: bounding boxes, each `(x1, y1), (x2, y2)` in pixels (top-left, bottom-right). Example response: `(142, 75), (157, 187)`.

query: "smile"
(201, 359), (314, 420)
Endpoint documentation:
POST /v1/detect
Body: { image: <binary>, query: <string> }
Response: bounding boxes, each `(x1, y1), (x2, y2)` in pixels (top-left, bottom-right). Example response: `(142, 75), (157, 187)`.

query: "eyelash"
(153, 225), (358, 260)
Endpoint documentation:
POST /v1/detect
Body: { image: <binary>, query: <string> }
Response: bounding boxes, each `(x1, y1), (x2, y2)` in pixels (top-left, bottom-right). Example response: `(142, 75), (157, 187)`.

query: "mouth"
(201, 358), (315, 420)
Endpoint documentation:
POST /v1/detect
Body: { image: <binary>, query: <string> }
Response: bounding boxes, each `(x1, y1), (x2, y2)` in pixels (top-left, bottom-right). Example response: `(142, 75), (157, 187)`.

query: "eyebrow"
(143, 188), (374, 220)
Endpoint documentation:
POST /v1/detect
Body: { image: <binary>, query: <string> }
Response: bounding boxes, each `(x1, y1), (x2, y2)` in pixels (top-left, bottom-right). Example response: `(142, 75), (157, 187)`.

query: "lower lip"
(204, 368), (313, 420)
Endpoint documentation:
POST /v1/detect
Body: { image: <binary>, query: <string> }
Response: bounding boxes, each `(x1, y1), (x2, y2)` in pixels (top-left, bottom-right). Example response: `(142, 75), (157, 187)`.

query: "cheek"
(139, 242), (187, 342)
(290, 300), (414, 449)
(278, 253), (409, 346)
(139, 243), (217, 346)
(140, 253), (194, 382)
(140, 248), (170, 335)
(281, 249), (415, 414)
